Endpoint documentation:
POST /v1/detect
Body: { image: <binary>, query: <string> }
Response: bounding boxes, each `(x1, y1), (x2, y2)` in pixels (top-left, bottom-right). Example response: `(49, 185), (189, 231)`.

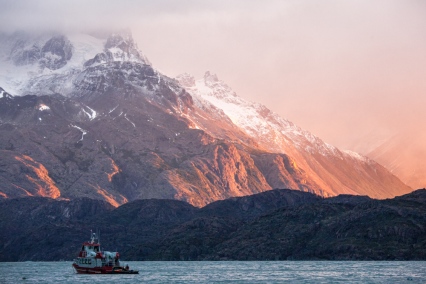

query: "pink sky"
(1, 0), (426, 152)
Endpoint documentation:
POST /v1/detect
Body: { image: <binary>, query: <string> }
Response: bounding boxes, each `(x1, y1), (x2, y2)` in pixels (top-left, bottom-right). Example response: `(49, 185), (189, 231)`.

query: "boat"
(72, 231), (139, 274)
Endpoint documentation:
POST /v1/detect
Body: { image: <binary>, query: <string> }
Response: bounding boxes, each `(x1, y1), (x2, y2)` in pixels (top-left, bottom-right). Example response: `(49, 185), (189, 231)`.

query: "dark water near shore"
(0, 261), (425, 283)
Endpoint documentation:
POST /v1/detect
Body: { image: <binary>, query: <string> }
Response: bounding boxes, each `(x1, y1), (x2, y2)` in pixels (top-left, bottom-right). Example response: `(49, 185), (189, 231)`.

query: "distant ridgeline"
(0, 188), (425, 261)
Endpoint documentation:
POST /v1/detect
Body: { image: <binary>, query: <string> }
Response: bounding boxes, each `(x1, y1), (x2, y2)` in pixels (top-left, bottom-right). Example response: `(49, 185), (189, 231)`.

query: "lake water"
(0, 261), (425, 283)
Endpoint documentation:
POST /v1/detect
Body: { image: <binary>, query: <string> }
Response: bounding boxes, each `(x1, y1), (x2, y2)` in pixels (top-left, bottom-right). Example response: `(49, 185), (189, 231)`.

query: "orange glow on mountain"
(88, 183), (127, 208)
(14, 155), (61, 199)
(107, 158), (120, 182)
(0, 191), (7, 198)
(11, 183), (34, 196)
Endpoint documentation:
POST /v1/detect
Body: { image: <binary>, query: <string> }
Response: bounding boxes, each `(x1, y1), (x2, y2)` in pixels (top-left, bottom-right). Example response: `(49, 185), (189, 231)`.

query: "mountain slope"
(342, 127), (426, 190)
(177, 72), (412, 199)
(366, 131), (426, 189)
(0, 30), (412, 206)
(206, 189), (426, 260)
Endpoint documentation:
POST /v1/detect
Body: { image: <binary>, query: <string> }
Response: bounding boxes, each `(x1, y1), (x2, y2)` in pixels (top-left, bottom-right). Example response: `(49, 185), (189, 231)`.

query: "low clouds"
(1, 0), (426, 150)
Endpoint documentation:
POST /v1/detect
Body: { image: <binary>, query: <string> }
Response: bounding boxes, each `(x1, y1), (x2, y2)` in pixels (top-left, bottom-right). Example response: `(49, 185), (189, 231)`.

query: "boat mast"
(98, 229), (101, 250)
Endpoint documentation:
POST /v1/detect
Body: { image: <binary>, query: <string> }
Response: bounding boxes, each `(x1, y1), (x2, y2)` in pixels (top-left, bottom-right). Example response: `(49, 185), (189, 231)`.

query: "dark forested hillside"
(0, 189), (424, 261)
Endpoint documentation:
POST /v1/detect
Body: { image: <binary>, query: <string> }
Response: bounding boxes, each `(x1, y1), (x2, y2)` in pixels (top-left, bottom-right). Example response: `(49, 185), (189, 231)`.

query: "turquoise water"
(0, 261), (424, 283)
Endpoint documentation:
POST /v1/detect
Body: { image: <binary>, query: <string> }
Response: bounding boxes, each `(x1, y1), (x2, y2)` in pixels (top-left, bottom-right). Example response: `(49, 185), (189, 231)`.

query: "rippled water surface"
(0, 261), (425, 283)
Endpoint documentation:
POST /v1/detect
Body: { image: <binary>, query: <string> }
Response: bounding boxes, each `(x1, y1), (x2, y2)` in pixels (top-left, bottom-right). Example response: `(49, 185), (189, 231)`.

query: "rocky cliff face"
(0, 31), (413, 207)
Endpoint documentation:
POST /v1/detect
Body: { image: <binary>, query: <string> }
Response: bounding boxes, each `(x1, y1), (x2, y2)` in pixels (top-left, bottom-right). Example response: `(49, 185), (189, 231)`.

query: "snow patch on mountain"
(70, 124), (87, 142)
(124, 113), (136, 128)
(109, 105), (119, 114)
(343, 150), (369, 162)
(0, 57), (39, 96)
(65, 34), (105, 69)
(80, 104), (97, 120)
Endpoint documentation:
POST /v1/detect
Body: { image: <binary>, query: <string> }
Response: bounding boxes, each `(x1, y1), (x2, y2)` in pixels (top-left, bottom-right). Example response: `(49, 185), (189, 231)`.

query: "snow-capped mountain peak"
(0, 31), (412, 207)
(0, 30), (152, 97)
(108, 30), (150, 64)
(87, 30), (150, 66)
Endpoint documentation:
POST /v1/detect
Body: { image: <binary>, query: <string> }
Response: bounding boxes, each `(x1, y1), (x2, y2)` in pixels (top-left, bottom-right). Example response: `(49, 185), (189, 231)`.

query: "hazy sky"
(1, 0), (426, 151)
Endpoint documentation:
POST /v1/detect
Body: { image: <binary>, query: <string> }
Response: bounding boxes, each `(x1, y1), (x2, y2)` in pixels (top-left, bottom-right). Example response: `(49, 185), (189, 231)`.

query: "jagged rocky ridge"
(0, 30), (412, 207)
(0, 189), (425, 261)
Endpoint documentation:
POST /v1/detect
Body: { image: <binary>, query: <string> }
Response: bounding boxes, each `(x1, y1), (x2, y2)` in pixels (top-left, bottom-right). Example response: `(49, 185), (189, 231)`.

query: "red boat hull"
(72, 263), (138, 274)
